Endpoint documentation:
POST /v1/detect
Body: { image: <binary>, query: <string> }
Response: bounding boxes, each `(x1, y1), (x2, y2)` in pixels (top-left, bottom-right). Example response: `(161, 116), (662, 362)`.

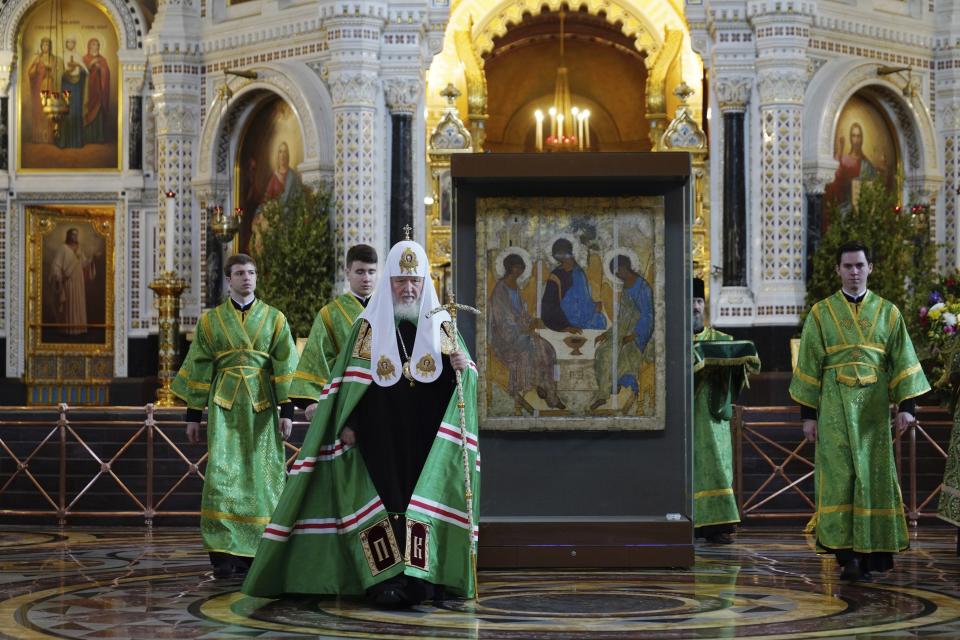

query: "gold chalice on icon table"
(563, 334), (588, 356)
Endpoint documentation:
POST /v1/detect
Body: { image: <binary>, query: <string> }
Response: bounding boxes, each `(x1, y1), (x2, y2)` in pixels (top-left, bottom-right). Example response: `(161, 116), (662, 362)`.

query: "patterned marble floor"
(0, 526), (959, 639)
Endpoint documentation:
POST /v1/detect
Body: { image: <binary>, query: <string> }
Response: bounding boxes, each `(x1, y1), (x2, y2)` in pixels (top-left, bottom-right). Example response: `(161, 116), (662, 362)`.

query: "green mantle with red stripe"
(241, 319), (480, 598)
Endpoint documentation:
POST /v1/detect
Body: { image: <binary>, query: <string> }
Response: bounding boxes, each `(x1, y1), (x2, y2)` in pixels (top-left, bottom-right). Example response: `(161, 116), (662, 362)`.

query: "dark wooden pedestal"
(478, 516), (693, 568)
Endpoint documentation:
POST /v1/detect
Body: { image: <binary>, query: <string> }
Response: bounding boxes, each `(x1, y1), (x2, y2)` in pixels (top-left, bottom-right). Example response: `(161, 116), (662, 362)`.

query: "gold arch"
(468, 0), (660, 59)
(425, 0), (705, 267)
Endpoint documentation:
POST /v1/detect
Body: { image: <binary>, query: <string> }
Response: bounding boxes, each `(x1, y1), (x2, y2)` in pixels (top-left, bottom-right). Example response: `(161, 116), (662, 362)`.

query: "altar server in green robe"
(291, 244), (378, 419)
(790, 240), (929, 582)
(242, 239), (478, 608)
(172, 253), (298, 579)
(692, 277), (760, 544)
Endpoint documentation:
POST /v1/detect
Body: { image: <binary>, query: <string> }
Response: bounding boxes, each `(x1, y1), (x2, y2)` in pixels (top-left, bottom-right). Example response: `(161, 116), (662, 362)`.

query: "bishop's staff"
(427, 293), (480, 599)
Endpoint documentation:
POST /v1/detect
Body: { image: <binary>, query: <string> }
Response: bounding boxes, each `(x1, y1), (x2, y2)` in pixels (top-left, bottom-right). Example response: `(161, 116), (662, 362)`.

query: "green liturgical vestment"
(242, 319), (480, 598)
(693, 328), (761, 529)
(171, 299), (298, 557)
(937, 402), (960, 526)
(790, 290), (929, 555)
(290, 293), (364, 402)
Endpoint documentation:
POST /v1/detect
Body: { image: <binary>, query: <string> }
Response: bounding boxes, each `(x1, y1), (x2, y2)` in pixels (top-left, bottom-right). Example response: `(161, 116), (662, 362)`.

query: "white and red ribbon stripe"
(317, 367), (373, 401)
(409, 495), (471, 530)
(288, 440), (352, 476)
(262, 497), (384, 541)
(436, 423), (478, 452)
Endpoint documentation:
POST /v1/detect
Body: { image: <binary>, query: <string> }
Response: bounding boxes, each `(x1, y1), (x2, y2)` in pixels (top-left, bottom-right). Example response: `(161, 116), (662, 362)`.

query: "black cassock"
(347, 319), (457, 550)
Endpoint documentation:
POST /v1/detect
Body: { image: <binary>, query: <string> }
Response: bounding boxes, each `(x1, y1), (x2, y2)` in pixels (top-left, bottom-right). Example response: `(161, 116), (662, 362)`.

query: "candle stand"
(149, 271), (187, 407)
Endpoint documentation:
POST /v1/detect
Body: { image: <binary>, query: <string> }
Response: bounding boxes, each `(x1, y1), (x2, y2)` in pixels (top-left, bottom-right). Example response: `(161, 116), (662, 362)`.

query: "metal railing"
(733, 404), (955, 525)
(0, 403), (954, 526)
(0, 404), (305, 525)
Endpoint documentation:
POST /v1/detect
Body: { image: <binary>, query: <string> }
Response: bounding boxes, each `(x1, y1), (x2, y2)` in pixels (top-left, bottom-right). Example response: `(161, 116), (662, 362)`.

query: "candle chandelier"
(534, 10), (591, 152)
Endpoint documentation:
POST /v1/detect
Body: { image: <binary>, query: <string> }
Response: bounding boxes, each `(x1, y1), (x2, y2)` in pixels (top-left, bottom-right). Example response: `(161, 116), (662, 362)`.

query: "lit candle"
(571, 107), (580, 147)
(549, 107), (557, 138)
(535, 110), (544, 152)
(165, 191), (176, 274)
(557, 114), (564, 139)
(576, 112), (584, 150)
(583, 110), (591, 148)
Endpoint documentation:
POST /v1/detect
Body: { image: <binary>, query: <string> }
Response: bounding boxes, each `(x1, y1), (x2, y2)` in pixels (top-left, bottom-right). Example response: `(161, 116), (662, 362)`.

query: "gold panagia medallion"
(376, 355), (397, 381)
(399, 247), (419, 275)
(416, 353), (437, 377)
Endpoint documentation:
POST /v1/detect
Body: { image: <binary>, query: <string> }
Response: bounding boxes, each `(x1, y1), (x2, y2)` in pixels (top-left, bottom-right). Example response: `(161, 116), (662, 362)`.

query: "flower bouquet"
(917, 271), (960, 408)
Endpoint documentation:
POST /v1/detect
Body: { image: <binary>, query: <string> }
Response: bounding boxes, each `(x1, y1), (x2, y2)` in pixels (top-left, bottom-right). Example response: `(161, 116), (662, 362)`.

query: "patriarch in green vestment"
(290, 244), (378, 419)
(172, 253), (299, 579)
(243, 239), (478, 608)
(692, 277), (760, 544)
(790, 240), (929, 582)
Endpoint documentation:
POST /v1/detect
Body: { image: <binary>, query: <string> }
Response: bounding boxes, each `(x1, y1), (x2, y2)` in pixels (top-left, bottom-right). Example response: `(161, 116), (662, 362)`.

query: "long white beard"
(394, 301), (420, 324)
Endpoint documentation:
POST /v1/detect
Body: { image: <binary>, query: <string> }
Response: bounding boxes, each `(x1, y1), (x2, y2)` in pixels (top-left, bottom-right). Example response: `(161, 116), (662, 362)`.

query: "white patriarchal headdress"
(359, 240), (450, 386)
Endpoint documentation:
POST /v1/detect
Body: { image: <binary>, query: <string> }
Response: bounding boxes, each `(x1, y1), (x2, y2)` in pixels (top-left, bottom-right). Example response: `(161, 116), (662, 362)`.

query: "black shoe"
(212, 562), (234, 579)
(705, 532), (735, 545)
(371, 587), (410, 608)
(840, 557), (862, 582)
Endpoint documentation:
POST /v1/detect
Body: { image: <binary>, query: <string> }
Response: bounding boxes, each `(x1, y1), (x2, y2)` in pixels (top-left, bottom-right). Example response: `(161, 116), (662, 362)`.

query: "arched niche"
(481, 8), (649, 152)
(195, 61), (335, 209)
(804, 59), (941, 204)
(0, 0), (144, 53)
(426, 0), (703, 146)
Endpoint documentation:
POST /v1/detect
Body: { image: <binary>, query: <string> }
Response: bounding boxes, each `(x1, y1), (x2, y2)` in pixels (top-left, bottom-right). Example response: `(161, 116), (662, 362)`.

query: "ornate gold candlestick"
(149, 271), (187, 407)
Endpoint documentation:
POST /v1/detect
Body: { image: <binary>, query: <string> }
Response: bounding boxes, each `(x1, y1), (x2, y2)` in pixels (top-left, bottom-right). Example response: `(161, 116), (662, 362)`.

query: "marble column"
(129, 96), (143, 171)
(0, 97), (6, 172)
(715, 77), (751, 287)
(384, 78), (422, 245)
(804, 193), (822, 280)
(0, 62), (8, 173)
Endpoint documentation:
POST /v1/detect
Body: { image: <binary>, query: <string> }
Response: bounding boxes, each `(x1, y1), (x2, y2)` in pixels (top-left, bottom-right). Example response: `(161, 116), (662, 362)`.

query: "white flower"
(930, 302), (947, 314)
(943, 312), (958, 327)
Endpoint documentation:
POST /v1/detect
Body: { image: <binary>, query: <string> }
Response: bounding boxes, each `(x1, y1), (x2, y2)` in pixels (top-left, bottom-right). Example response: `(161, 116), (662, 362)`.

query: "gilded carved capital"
(123, 65), (148, 96)
(802, 167), (834, 195)
(757, 68), (807, 104)
(383, 78), (422, 115)
(155, 104), (199, 135)
(328, 71), (380, 108)
(940, 103), (960, 131)
(715, 76), (752, 113)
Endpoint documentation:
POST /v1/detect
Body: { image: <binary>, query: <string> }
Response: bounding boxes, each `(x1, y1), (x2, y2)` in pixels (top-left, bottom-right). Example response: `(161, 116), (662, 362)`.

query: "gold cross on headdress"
(403, 224), (413, 240)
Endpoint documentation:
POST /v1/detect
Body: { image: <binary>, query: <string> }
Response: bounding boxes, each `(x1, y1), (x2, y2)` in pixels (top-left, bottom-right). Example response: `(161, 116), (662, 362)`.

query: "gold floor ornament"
(427, 293), (481, 599)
